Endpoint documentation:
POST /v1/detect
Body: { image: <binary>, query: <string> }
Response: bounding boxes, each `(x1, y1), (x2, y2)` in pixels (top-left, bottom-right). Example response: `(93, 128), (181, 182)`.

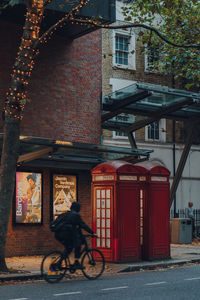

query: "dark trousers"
(56, 236), (81, 259)
(63, 245), (81, 259)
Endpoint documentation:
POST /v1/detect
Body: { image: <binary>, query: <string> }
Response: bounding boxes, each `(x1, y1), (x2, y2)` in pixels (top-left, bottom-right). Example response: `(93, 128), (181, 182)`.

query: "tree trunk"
(0, 117), (20, 271)
(0, 0), (45, 272)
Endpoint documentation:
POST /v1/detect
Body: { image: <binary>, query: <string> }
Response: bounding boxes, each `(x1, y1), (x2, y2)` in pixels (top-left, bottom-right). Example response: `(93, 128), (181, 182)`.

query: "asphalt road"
(1, 264), (200, 300)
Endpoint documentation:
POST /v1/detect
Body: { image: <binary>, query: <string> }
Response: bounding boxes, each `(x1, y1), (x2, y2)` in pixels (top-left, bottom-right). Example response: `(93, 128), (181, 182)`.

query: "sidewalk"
(1, 241), (200, 282)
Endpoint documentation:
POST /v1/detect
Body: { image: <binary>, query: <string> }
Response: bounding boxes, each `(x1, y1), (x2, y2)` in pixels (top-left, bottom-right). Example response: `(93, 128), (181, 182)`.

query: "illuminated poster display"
(15, 172), (42, 224)
(53, 174), (77, 220)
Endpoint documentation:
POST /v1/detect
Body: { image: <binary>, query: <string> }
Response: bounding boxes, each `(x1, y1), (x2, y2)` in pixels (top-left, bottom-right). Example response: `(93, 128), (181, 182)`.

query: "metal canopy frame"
(0, 135), (152, 171)
(102, 82), (200, 207)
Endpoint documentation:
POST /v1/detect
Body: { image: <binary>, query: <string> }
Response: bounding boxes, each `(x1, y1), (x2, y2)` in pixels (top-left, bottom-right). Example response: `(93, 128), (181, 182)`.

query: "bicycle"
(41, 234), (105, 283)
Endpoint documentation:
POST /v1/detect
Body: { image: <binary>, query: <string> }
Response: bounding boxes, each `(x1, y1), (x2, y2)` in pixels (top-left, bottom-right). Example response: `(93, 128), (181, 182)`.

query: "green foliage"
(122, 0), (200, 89)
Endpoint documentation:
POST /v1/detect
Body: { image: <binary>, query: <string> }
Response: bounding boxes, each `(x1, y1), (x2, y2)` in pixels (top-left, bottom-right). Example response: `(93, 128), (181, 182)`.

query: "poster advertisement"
(53, 174), (77, 220)
(15, 172), (42, 224)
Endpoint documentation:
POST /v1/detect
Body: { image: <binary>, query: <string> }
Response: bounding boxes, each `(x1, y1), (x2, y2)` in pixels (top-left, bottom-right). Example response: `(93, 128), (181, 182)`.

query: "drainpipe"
(172, 75), (177, 217)
(172, 120), (177, 217)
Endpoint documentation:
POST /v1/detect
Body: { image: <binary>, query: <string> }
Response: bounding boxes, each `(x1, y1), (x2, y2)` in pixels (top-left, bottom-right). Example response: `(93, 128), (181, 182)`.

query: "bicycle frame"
(41, 234), (105, 282)
(63, 234), (92, 267)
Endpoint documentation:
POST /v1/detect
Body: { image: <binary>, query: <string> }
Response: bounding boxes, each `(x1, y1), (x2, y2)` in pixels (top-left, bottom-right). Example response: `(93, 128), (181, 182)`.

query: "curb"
(119, 258), (200, 273)
(0, 273), (42, 282)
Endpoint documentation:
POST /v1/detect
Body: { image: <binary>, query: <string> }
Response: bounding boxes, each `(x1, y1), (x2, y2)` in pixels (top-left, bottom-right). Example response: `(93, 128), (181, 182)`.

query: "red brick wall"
(0, 20), (102, 143)
(0, 20), (101, 256)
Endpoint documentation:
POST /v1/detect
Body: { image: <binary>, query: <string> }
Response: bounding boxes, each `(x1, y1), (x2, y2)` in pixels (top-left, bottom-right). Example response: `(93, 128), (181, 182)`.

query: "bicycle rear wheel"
(41, 250), (67, 283)
(81, 249), (105, 280)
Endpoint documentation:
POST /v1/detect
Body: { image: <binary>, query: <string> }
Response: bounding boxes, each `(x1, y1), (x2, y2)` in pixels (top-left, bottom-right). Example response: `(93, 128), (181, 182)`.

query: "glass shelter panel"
(103, 82), (200, 122)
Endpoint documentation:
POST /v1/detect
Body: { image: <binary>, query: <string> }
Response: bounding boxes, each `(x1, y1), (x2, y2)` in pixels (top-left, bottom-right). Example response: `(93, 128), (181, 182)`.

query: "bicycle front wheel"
(41, 250), (67, 283)
(81, 249), (105, 280)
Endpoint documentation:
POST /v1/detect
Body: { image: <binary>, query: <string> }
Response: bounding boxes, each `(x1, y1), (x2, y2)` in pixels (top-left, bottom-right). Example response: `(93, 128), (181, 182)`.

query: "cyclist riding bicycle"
(54, 202), (94, 269)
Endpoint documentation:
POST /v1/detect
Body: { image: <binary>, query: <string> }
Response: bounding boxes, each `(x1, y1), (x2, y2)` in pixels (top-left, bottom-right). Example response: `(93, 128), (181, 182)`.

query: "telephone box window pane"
(106, 198), (110, 208)
(106, 209), (110, 218)
(97, 238), (100, 247)
(106, 219), (110, 227)
(102, 209), (105, 218)
(140, 199), (143, 208)
(97, 200), (100, 208)
(106, 189), (110, 198)
(101, 189), (105, 198)
(140, 209), (143, 217)
(97, 190), (100, 198)
(101, 239), (105, 247)
(101, 200), (105, 208)
(140, 227), (143, 235)
(106, 239), (110, 248)
(101, 219), (105, 228)
(97, 229), (100, 237)
(97, 209), (100, 218)
(101, 229), (105, 238)
(106, 229), (110, 238)
(97, 219), (100, 228)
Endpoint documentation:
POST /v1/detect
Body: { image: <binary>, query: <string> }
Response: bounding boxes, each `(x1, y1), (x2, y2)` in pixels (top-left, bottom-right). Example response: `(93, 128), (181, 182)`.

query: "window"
(114, 131), (128, 138)
(113, 29), (136, 70)
(113, 114), (135, 139)
(115, 35), (129, 65)
(147, 121), (160, 140)
(145, 119), (166, 142)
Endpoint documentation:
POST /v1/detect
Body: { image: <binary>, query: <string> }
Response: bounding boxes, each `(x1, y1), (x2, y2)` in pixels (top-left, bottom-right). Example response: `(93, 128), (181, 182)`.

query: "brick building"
(0, 0), (122, 257)
(101, 0), (200, 214)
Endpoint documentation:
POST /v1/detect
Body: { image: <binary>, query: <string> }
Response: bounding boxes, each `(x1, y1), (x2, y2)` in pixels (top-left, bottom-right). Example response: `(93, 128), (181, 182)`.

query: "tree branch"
(71, 18), (200, 49)
(34, 0), (90, 47)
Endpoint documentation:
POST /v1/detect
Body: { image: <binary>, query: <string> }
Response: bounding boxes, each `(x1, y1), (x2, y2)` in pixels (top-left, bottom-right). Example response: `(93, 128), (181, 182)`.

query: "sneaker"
(72, 260), (84, 270)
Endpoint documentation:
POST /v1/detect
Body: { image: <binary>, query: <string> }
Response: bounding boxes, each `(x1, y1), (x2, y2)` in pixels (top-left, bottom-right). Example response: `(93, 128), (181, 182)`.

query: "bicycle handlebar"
(83, 234), (98, 238)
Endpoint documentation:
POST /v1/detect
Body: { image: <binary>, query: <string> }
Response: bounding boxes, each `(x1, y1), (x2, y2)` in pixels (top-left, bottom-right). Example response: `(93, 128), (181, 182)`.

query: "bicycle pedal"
(69, 266), (76, 274)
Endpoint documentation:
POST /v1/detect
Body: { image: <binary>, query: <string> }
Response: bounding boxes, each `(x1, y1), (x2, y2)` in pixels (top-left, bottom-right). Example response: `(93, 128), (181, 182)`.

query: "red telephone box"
(91, 160), (147, 262)
(135, 161), (170, 260)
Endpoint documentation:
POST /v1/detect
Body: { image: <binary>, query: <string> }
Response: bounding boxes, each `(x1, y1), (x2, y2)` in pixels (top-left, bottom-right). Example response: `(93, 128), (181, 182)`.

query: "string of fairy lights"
(4, 0), (44, 120)
(4, 0), (108, 120)
(38, 0), (90, 44)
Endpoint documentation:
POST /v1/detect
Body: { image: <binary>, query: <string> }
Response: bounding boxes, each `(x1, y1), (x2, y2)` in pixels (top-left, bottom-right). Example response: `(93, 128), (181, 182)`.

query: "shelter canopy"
(102, 82), (200, 205)
(0, 135), (152, 171)
(102, 82), (200, 133)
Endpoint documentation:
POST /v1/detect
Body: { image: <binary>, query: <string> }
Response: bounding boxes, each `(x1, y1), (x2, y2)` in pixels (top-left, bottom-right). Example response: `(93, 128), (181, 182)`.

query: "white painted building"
(102, 1), (200, 212)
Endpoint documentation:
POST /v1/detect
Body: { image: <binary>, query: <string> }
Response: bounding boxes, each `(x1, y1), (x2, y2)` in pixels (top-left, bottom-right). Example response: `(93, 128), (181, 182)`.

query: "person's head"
(70, 202), (81, 213)
(188, 202), (193, 208)
(27, 174), (36, 188)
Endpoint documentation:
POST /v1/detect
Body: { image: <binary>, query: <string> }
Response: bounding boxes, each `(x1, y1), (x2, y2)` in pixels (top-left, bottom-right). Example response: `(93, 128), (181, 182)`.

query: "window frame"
(145, 119), (166, 142)
(112, 114), (135, 140)
(112, 28), (136, 70)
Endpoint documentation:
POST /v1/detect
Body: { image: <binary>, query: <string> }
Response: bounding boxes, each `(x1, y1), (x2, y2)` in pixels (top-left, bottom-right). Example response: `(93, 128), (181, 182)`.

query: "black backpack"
(50, 213), (67, 232)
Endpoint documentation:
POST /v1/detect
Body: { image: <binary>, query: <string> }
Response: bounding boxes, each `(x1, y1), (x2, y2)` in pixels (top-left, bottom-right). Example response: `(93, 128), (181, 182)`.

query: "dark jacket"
(55, 210), (94, 247)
